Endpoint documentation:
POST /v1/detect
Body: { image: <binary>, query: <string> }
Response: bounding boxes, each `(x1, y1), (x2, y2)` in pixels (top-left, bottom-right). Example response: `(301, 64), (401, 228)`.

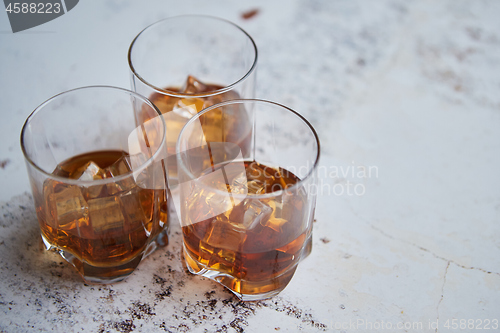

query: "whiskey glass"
(176, 99), (320, 300)
(20, 86), (168, 283)
(128, 15), (258, 181)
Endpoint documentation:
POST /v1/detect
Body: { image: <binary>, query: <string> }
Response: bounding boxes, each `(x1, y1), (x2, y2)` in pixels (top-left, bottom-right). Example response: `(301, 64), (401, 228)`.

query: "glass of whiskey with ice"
(176, 99), (320, 301)
(128, 15), (257, 180)
(20, 86), (169, 283)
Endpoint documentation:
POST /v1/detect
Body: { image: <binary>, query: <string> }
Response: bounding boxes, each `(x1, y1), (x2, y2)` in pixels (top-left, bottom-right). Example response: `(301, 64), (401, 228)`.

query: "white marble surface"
(1, 0), (500, 332)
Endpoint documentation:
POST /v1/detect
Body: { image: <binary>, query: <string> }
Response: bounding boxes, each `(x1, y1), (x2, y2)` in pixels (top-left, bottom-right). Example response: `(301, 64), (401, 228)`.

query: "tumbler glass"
(128, 15), (258, 180)
(176, 99), (320, 300)
(20, 86), (168, 283)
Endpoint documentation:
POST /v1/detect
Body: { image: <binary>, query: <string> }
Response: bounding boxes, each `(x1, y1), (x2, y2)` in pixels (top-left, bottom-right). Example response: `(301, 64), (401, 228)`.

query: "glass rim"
(176, 99), (321, 200)
(127, 14), (258, 98)
(20, 85), (167, 186)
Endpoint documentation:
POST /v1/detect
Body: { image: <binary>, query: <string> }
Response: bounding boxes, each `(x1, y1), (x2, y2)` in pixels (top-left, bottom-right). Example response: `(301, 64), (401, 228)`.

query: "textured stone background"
(1, 0), (499, 332)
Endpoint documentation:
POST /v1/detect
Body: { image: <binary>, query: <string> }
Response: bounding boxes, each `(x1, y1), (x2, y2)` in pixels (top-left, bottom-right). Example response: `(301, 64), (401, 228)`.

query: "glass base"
(183, 244), (298, 301)
(41, 226), (169, 284)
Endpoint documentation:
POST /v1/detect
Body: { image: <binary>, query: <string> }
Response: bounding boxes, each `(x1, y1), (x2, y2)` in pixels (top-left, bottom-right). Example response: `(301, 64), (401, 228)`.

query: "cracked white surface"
(1, 0), (499, 332)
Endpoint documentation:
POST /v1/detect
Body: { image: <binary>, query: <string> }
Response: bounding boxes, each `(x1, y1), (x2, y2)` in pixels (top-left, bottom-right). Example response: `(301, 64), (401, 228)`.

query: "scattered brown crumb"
(275, 328), (281, 331)
(313, 219), (317, 223)
(241, 9), (260, 20)
(320, 238), (330, 244)
(0, 159), (10, 169)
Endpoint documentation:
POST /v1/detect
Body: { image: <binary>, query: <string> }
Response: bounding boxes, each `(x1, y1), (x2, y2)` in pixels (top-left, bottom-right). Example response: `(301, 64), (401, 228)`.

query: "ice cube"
(181, 75), (209, 94)
(148, 91), (180, 116)
(264, 198), (288, 232)
(73, 161), (105, 181)
(67, 161), (107, 199)
(104, 156), (136, 194)
(198, 219), (246, 274)
(88, 196), (124, 234)
(107, 179), (136, 196)
(246, 180), (266, 195)
(175, 75), (222, 116)
(202, 220), (246, 252)
(204, 184), (234, 214)
(52, 165), (70, 178)
(183, 184), (226, 226)
(250, 193), (305, 251)
(198, 239), (238, 274)
(82, 184), (105, 200)
(243, 217), (297, 254)
(229, 169), (249, 195)
(243, 199), (273, 229)
(46, 183), (89, 231)
(105, 155), (132, 177)
(227, 199), (272, 231)
(224, 201), (245, 225)
(279, 192), (305, 225)
(202, 93), (224, 109)
(268, 196), (283, 218)
(230, 170), (247, 188)
(175, 97), (204, 115)
(186, 164), (247, 223)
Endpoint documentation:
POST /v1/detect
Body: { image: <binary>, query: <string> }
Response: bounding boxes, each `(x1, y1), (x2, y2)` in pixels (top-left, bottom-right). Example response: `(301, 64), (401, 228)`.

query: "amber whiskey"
(182, 161), (309, 297)
(37, 150), (167, 280)
(146, 76), (252, 178)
